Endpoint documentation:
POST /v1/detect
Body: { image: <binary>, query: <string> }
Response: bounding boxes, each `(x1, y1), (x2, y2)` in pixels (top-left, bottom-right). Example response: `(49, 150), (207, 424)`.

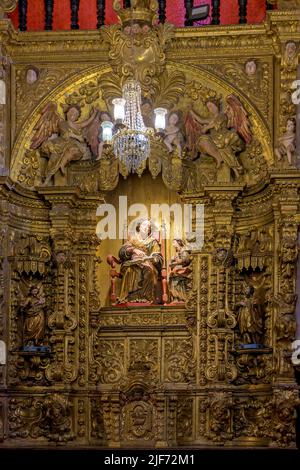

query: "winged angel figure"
(30, 102), (100, 185)
(185, 95), (252, 178)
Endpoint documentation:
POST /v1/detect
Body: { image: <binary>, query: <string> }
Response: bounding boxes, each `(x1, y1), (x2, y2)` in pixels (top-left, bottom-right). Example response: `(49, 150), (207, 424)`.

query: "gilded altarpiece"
(0, 2), (299, 448)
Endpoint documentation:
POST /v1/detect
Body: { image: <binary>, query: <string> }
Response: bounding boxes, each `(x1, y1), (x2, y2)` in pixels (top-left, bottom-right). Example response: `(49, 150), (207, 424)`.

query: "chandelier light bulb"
(112, 98), (126, 122)
(154, 108), (168, 131)
(101, 121), (114, 142)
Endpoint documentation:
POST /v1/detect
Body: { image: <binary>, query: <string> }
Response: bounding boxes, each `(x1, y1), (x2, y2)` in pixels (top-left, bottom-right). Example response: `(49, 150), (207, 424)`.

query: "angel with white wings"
(185, 95), (252, 178)
(30, 102), (100, 185)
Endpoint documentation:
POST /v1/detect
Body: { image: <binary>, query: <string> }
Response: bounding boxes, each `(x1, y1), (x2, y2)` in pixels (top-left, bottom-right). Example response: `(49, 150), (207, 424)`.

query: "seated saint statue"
(118, 218), (163, 303)
(168, 239), (192, 303)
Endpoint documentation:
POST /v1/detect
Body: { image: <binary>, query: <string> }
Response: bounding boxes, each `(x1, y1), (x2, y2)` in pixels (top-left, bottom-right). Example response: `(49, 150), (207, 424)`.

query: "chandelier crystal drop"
(113, 79), (151, 173)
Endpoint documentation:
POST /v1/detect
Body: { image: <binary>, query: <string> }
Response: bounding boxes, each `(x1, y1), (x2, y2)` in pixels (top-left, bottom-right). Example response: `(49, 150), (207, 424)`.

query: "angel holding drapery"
(30, 102), (102, 185)
(184, 94), (252, 178)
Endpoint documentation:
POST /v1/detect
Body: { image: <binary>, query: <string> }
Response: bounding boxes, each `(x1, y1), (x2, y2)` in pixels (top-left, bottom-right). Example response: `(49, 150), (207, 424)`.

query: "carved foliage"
(46, 251), (78, 384)
(90, 399), (105, 441)
(271, 390), (300, 447)
(176, 397), (193, 441)
(129, 339), (158, 382)
(101, 22), (174, 97)
(164, 338), (195, 383)
(203, 61), (271, 122)
(233, 396), (273, 441)
(89, 338), (125, 384)
(205, 392), (233, 444)
(275, 217), (299, 377)
(9, 394), (74, 443)
(234, 351), (273, 385)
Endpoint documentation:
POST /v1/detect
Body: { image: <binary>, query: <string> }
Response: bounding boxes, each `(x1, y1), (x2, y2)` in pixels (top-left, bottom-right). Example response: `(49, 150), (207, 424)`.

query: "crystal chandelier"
(113, 79), (150, 173)
(100, 81), (168, 174)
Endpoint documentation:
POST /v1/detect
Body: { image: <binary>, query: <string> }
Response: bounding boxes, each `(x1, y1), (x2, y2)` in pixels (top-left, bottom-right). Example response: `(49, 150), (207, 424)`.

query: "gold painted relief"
(0, 0), (299, 450)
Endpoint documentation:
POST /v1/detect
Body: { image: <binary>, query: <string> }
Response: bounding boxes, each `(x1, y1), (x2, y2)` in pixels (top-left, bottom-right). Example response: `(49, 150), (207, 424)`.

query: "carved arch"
(10, 62), (273, 188)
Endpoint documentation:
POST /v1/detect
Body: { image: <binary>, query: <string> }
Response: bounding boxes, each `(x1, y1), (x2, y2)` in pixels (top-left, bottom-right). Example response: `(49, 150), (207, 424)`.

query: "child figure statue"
(275, 118), (296, 166)
(163, 111), (184, 158)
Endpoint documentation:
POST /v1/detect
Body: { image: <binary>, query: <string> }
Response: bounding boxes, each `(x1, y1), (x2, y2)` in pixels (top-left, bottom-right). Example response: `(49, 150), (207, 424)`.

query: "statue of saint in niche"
(20, 283), (46, 349)
(237, 285), (264, 347)
(118, 218), (163, 303)
(168, 239), (192, 303)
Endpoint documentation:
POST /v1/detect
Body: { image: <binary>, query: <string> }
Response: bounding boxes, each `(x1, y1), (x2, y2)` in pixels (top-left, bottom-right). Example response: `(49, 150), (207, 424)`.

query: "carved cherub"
(30, 102), (100, 185)
(275, 118), (296, 166)
(163, 111), (185, 158)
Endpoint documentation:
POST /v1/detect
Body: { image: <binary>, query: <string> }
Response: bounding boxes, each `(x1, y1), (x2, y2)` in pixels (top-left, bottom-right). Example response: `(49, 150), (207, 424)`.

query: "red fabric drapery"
(8, 0), (267, 31)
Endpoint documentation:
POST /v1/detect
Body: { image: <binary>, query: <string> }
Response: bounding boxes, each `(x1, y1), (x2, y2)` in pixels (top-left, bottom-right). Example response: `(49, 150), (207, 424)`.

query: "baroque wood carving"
(0, 2), (299, 449)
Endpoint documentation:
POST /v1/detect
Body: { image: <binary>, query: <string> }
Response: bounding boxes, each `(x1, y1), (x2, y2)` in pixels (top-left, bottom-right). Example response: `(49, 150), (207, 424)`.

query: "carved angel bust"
(26, 68), (38, 85)
(245, 60), (257, 77)
(285, 41), (297, 60)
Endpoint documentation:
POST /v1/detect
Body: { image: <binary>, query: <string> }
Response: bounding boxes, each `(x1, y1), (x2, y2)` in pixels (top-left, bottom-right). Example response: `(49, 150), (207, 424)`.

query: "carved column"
(38, 188), (103, 441)
(166, 395), (177, 447)
(271, 174), (300, 381)
(0, 181), (8, 393)
(204, 186), (243, 384)
(0, 26), (11, 177)
(103, 393), (120, 447)
(155, 393), (168, 447)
